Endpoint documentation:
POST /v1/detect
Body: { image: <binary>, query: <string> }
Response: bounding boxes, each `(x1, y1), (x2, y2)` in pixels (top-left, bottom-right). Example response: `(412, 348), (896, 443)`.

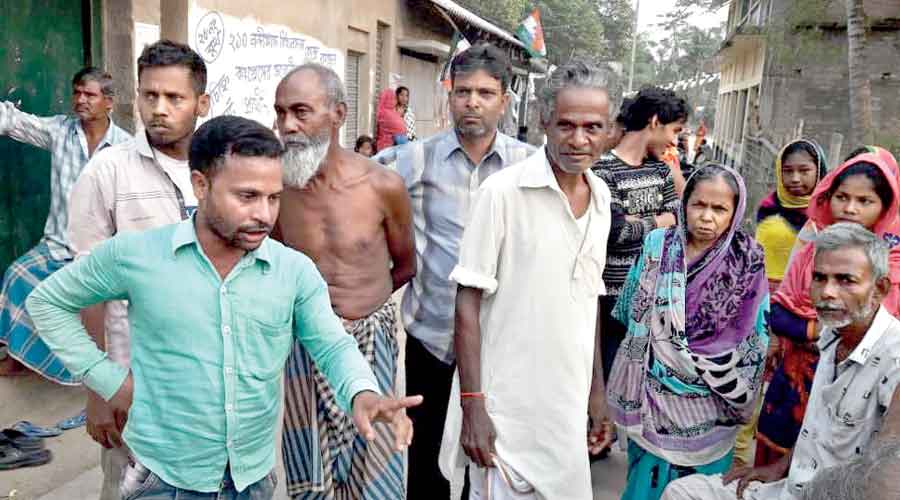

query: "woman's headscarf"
(679, 163), (769, 355)
(375, 89), (407, 152)
(773, 150), (900, 320)
(756, 139), (828, 230)
(614, 163), (769, 357)
(610, 163), (769, 433)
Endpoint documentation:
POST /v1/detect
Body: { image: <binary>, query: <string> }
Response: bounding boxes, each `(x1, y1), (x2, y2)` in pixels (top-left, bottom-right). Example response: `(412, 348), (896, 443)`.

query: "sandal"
(0, 429), (44, 452)
(56, 409), (87, 431)
(0, 447), (51, 470)
(10, 421), (62, 438)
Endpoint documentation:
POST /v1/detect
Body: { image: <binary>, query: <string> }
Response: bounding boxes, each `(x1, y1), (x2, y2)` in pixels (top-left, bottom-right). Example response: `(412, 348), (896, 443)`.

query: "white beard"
(282, 132), (331, 188)
(819, 313), (853, 331)
(817, 290), (876, 330)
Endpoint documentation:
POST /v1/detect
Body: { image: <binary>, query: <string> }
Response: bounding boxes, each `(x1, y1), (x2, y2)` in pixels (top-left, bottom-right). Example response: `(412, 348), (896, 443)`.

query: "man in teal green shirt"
(27, 115), (421, 499)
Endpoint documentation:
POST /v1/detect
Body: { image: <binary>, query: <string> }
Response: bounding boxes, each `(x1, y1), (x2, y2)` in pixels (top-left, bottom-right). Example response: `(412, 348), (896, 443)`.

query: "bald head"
(277, 63), (346, 110)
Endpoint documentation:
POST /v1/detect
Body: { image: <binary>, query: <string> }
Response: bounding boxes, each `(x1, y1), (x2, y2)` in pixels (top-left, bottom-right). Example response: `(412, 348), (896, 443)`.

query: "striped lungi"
(0, 242), (78, 384)
(282, 300), (403, 499)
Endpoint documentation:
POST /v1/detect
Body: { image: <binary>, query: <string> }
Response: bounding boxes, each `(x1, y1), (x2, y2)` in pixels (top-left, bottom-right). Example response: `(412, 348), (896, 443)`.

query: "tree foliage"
(453, 0), (638, 67)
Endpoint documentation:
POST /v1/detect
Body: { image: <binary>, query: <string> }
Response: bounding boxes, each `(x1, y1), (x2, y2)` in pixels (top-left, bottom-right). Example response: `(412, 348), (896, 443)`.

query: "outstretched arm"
(0, 101), (61, 150)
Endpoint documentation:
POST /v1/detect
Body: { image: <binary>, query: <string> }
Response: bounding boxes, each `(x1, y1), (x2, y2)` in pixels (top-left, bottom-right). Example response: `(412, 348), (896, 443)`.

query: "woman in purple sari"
(607, 163), (770, 500)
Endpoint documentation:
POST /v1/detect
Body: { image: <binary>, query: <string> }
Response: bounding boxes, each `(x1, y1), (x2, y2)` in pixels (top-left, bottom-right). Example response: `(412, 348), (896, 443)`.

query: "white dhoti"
(661, 473), (786, 500)
(468, 460), (542, 500)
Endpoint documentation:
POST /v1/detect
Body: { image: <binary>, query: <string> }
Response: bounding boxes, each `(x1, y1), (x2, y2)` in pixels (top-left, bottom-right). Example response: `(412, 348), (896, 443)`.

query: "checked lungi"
(0, 242), (78, 384)
(282, 300), (403, 500)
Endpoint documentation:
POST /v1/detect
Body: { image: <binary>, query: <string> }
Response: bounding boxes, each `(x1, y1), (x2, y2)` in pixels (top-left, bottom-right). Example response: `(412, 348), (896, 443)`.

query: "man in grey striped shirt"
(374, 43), (534, 498)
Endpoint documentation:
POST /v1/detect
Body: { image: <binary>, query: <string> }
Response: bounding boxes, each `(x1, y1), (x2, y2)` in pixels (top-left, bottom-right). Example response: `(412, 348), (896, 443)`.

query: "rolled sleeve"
(451, 183), (504, 296)
(449, 265), (498, 294)
(25, 237), (130, 399)
(293, 259), (381, 412)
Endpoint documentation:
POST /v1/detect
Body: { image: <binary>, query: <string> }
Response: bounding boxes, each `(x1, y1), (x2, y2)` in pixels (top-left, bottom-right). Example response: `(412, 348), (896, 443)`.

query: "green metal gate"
(0, 0), (101, 268)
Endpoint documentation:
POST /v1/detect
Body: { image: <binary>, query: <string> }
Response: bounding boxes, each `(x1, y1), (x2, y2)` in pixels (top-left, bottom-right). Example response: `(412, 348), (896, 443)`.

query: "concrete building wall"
(821, 0), (900, 24)
(104, 0), (137, 131)
(126, 0), (453, 139)
(191, 0), (397, 138)
(134, 0), (160, 24)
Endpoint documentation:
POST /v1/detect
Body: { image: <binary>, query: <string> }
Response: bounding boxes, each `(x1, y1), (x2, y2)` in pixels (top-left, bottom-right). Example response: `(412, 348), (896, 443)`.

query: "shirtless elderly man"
(273, 63), (416, 499)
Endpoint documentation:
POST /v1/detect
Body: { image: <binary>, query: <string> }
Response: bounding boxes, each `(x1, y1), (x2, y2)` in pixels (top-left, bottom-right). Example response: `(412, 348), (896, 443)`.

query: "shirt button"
(225, 404), (234, 412)
(223, 325), (231, 336)
(224, 367), (233, 375)
(227, 440), (233, 448)
(221, 286), (228, 295)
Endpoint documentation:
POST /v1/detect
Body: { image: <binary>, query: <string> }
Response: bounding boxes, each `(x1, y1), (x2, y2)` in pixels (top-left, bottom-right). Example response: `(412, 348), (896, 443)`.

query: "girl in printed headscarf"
(608, 163), (770, 500)
(755, 140), (828, 290)
(375, 88), (407, 152)
(755, 148), (900, 467)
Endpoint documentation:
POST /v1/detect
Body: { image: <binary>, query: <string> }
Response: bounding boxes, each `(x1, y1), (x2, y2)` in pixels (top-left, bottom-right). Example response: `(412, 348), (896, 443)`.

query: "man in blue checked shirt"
(374, 43), (535, 498)
(0, 67), (130, 380)
(27, 115), (421, 500)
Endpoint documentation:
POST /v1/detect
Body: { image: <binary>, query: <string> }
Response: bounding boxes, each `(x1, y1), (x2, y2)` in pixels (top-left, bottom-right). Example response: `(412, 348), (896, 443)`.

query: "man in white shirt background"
(440, 59), (615, 500)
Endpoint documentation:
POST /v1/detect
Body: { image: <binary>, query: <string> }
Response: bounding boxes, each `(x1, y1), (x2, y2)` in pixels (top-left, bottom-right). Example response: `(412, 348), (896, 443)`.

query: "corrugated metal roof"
(430, 0), (526, 49)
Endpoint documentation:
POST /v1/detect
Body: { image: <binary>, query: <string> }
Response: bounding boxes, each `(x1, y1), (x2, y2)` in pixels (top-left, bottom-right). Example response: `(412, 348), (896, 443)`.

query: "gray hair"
(280, 63), (346, 108)
(72, 67), (115, 98)
(801, 439), (900, 500)
(538, 60), (609, 124)
(813, 222), (890, 281)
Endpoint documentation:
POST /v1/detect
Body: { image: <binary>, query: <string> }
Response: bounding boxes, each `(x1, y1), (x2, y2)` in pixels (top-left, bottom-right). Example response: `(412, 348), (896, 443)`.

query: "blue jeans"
(122, 462), (277, 500)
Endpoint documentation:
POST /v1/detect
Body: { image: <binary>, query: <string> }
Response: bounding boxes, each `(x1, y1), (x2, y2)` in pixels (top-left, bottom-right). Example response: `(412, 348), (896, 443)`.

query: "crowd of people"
(0, 36), (900, 500)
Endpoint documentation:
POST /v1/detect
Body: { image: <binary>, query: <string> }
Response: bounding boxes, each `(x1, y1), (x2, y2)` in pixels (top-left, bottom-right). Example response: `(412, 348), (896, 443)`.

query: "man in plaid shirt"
(0, 67), (130, 380)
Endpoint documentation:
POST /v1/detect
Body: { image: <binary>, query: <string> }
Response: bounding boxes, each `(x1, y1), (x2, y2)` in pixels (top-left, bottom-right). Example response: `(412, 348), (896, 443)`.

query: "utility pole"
(627, 0), (641, 94)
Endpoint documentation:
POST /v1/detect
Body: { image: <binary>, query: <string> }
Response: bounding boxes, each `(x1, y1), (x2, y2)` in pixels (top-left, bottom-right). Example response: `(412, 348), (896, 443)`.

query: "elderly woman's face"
(685, 176), (736, 246)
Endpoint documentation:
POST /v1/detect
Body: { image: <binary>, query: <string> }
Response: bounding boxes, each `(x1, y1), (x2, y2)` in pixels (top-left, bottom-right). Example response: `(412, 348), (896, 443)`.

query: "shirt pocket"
(831, 367), (882, 427)
(823, 391), (878, 457)
(573, 250), (607, 299)
(234, 302), (293, 380)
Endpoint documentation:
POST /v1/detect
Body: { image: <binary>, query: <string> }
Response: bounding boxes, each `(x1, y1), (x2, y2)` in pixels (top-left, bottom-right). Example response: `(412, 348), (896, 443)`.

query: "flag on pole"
(516, 9), (546, 58)
(439, 32), (471, 90)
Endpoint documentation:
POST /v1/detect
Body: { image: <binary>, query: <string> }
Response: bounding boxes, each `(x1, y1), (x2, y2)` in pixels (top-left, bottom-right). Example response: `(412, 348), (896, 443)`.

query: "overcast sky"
(637, 0), (729, 42)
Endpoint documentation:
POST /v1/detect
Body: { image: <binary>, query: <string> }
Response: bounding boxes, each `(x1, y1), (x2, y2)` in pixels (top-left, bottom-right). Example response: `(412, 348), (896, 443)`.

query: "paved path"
(1, 372), (629, 499)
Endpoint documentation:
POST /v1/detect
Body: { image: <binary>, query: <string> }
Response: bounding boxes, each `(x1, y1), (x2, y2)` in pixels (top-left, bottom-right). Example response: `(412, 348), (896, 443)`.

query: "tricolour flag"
(439, 32), (472, 90)
(516, 9), (546, 58)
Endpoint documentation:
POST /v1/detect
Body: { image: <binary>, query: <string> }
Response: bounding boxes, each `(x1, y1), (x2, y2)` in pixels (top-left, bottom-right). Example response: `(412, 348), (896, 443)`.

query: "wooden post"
(828, 132), (844, 170)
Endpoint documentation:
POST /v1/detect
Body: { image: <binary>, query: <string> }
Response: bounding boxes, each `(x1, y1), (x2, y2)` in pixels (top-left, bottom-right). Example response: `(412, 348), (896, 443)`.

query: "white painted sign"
(189, 6), (345, 129)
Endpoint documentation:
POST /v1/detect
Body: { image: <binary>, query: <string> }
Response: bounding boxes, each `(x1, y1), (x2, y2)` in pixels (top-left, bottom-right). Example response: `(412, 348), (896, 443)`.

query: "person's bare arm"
(378, 168), (416, 291)
(455, 285), (496, 468)
(669, 157), (686, 197)
(81, 305), (106, 351)
(724, 448), (793, 499)
(879, 381), (900, 438)
(588, 301), (614, 453)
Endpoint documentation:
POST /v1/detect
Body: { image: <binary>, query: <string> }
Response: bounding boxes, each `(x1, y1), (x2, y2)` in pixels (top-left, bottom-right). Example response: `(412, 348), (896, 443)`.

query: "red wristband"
(460, 392), (485, 399)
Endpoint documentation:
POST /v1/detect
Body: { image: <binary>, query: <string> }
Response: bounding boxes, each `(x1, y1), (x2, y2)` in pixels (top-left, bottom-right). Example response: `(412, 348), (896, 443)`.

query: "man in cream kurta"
(439, 139), (612, 499)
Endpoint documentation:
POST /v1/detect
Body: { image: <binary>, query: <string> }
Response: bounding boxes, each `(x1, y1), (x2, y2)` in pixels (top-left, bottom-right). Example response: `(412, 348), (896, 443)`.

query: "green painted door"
(0, 1), (95, 268)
